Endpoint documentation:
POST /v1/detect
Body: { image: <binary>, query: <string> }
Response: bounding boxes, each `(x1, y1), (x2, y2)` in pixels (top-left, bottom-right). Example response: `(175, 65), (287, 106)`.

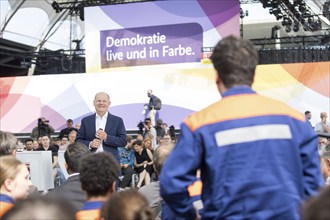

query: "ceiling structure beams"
(0, 0), (27, 37)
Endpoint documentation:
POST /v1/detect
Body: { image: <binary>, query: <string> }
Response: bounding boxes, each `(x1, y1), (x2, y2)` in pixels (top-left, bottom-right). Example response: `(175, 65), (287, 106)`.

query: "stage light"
(299, 4), (306, 13)
(276, 13), (283, 20)
(51, 1), (62, 13)
(293, 23), (300, 32)
(285, 25), (292, 33)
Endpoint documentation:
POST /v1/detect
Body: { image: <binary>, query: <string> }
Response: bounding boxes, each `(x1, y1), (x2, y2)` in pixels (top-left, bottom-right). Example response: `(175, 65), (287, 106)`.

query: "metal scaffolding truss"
(251, 35), (330, 47)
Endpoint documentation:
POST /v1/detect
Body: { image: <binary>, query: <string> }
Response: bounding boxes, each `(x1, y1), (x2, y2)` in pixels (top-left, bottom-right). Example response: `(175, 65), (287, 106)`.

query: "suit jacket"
(75, 112), (127, 162)
(47, 174), (86, 212)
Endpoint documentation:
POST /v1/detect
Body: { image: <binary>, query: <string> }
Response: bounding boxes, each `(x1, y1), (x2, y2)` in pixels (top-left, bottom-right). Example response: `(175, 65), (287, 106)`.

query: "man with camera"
(143, 118), (157, 149)
(31, 117), (55, 139)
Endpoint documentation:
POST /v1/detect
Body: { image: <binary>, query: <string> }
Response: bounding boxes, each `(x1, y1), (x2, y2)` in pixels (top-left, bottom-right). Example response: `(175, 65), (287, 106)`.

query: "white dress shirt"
(95, 112), (108, 153)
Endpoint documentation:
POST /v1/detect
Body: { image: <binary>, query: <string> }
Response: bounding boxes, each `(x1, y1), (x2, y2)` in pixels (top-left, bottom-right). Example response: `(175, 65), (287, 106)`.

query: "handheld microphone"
(91, 128), (103, 152)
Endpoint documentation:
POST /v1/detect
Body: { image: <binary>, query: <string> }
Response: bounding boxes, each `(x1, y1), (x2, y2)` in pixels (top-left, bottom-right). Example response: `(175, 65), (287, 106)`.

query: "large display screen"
(84, 0), (239, 72)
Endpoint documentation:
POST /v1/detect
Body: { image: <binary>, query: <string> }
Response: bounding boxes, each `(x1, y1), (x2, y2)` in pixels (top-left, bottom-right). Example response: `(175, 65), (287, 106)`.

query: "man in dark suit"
(75, 92), (127, 163)
(47, 142), (90, 211)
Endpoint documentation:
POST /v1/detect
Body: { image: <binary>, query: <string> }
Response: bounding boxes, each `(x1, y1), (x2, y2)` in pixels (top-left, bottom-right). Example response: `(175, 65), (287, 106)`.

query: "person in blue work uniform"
(76, 152), (119, 220)
(0, 156), (32, 218)
(160, 36), (323, 220)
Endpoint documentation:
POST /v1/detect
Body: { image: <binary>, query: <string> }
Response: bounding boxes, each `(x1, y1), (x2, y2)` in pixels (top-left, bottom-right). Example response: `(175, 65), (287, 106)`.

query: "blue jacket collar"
(0, 194), (15, 204)
(222, 86), (255, 98)
(81, 201), (104, 210)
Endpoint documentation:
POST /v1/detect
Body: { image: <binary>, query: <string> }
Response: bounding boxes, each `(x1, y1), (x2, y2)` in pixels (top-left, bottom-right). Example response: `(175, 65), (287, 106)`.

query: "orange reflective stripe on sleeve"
(188, 180), (202, 197)
(76, 209), (101, 220)
(0, 202), (14, 218)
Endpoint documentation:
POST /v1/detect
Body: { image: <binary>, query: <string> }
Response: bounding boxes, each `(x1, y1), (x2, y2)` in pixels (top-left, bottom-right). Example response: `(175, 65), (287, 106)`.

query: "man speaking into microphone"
(76, 92), (127, 163)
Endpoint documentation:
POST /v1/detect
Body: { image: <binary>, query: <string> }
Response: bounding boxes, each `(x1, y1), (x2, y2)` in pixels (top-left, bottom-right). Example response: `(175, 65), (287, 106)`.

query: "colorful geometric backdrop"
(1, 62), (329, 133)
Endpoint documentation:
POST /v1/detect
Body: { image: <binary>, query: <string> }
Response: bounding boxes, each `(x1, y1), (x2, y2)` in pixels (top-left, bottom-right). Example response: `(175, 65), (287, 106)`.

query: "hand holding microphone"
(95, 128), (105, 140)
(91, 128), (104, 151)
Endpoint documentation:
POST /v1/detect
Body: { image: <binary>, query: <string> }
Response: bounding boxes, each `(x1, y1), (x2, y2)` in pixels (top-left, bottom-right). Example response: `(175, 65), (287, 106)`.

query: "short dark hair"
(64, 142), (90, 173)
(0, 131), (17, 156)
(305, 111), (311, 115)
(25, 138), (33, 144)
(153, 143), (174, 175)
(133, 140), (143, 147)
(79, 152), (120, 197)
(210, 35), (259, 88)
(67, 119), (73, 123)
(2, 196), (76, 220)
(100, 189), (154, 220)
(302, 186), (330, 220)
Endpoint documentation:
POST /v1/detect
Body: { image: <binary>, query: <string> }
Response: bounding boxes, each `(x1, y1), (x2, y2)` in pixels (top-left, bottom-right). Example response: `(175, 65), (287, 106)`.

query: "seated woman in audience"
(143, 138), (153, 152)
(0, 156), (32, 217)
(133, 140), (153, 188)
(100, 189), (154, 220)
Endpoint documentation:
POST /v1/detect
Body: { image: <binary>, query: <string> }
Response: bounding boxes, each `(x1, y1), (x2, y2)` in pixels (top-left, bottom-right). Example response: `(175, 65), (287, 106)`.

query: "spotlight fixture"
(298, 3), (306, 13)
(323, 0), (330, 22)
(51, 1), (62, 13)
(261, 0), (323, 32)
(240, 8), (248, 19)
(293, 22), (300, 32)
(285, 25), (292, 33)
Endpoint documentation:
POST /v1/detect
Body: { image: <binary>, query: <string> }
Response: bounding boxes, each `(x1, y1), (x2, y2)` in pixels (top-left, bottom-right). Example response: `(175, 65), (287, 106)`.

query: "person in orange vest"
(0, 156), (32, 218)
(75, 152), (120, 220)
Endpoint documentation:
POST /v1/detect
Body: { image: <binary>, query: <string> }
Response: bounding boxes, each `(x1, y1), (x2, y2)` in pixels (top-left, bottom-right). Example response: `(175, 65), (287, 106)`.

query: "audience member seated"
(52, 137), (61, 148)
(155, 118), (165, 141)
(139, 143), (174, 219)
(139, 142), (203, 220)
(118, 135), (135, 190)
(318, 137), (328, 154)
(136, 133), (144, 142)
(305, 111), (313, 127)
(100, 189), (154, 220)
(0, 131), (39, 197)
(59, 119), (78, 139)
(1, 196), (76, 220)
(35, 135), (59, 179)
(30, 117), (55, 139)
(0, 156), (32, 218)
(143, 118), (157, 147)
(59, 136), (69, 151)
(133, 140), (153, 188)
(157, 137), (165, 147)
(163, 134), (172, 145)
(143, 137), (153, 152)
(68, 130), (77, 144)
(36, 137), (43, 150)
(47, 142), (90, 212)
(24, 138), (34, 151)
(320, 144), (330, 185)
(33, 139), (40, 150)
(302, 186), (330, 220)
(76, 152), (119, 220)
(162, 122), (168, 134)
(0, 131), (17, 157)
(315, 112), (330, 134)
